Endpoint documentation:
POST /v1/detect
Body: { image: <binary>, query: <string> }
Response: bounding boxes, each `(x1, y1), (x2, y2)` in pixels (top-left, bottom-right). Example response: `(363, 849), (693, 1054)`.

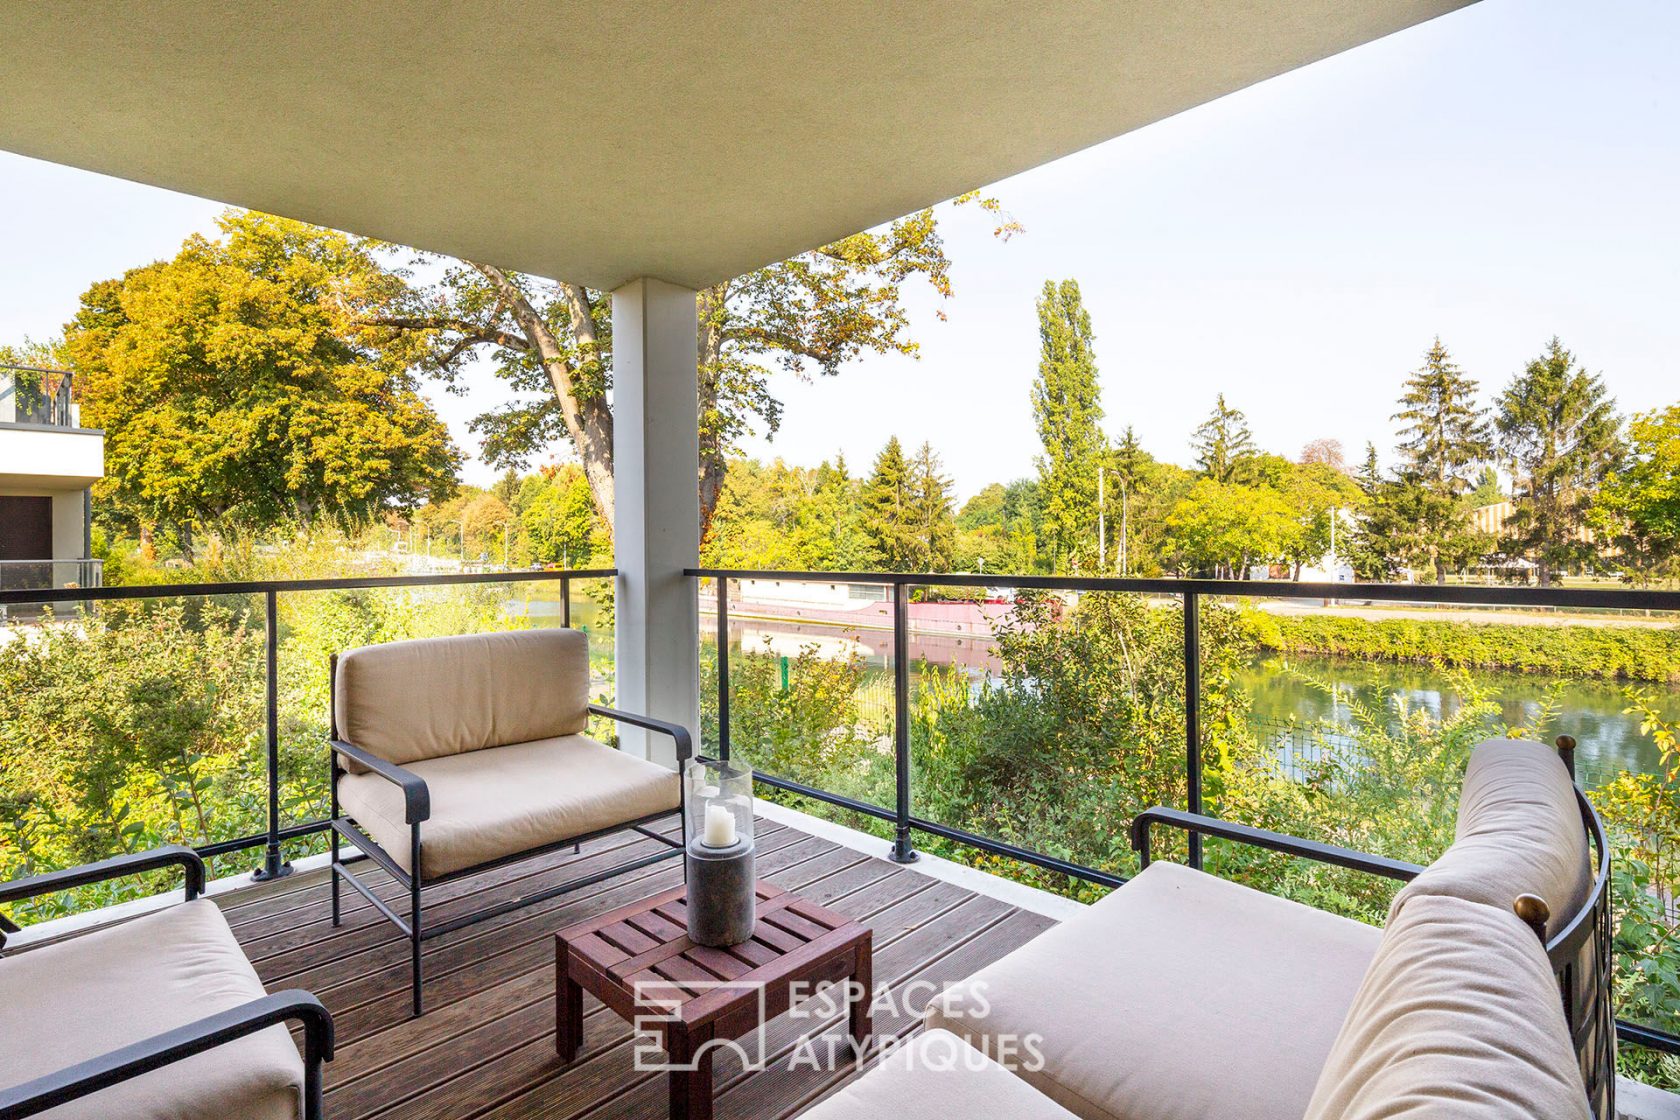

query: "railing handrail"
(0, 566), (614, 883)
(691, 564), (1680, 1058)
(688, 567), (1680, 612)
(0, 567), (618, 607)
(0, 362), (74, 379)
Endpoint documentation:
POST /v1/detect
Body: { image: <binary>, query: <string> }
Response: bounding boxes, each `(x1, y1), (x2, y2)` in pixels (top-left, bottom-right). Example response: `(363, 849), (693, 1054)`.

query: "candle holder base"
(685, 837), (756, 947)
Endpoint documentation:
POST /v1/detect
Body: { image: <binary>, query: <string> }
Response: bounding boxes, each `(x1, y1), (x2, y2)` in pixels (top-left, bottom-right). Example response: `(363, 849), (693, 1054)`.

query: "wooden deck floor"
(218, 817), (1056, 1120)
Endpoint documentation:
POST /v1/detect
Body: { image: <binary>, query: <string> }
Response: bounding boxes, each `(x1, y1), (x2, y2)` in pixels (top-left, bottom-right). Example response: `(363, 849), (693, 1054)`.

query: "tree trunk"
(696, 285), (728, 544)
(475, 266), (617, 526)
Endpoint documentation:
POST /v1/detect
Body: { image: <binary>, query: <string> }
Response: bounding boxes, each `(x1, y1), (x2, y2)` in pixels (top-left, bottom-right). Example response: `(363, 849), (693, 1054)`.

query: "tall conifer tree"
(1496, 337), (1621, 586)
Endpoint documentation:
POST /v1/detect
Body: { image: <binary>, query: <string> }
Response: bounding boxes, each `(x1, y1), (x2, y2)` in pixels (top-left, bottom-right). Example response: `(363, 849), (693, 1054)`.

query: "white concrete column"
(611, 278), (700, 767)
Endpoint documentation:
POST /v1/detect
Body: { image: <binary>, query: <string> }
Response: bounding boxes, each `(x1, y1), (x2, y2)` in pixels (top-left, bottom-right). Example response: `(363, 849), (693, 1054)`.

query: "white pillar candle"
(702, 802), (737, 847)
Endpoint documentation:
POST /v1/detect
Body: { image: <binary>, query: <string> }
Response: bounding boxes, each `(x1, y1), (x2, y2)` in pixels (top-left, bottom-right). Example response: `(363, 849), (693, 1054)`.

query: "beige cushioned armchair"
(0, 847), (332, 1120)
(328, 628), (687, 1016)
(901, 737), (1609, 1120)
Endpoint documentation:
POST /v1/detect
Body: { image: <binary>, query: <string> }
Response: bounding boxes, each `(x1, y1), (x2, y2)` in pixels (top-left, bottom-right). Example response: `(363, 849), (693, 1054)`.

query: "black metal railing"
(0, 365), (78, 428)
(691, 566), (1680, 1056)
(0, 567), (613, 881)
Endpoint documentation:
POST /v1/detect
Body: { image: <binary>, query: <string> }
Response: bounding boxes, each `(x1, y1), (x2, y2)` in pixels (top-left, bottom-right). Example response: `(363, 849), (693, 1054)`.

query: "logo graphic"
(631, 978), (770, 1072)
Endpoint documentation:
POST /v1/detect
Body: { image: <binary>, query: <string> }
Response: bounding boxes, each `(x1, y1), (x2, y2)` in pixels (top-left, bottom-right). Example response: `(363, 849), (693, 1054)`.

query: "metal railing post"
(561, 577), (571, 628)
(890, 580), (918, 863)
(716, 579), (731, 762)
(1183, 589), (1203, 871)
(253, 589), (293, 881)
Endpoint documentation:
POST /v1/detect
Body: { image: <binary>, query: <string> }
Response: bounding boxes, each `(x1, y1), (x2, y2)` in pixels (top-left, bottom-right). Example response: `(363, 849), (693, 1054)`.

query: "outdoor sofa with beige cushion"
(328, 628), (688, 1016)
(0, 846), (332, 1120)
(809, 738), (1612, 1120)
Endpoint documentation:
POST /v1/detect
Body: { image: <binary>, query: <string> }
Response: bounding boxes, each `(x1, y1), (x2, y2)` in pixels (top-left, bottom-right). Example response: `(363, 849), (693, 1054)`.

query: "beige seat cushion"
(334, 628), (591, 768)
(0, 900), (304, 1120)
(798, 1028), (1079, 1119)
(926, 861), (1381, 1120)
(1303, 891), (1591, 1119)
(338, 733), (680, 878)
(1394, 738), (1592, 938)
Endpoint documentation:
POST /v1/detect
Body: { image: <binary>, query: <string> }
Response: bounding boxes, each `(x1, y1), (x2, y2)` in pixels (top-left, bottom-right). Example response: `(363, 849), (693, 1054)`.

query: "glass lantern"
(685, 758), (754, 851)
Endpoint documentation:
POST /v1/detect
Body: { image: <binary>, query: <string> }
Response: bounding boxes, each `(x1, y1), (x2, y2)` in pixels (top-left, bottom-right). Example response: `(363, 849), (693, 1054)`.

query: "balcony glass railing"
(0, 558), (103, 594)
(691, 567), (1680, 1070)
(0, 569), (614, 900)
(0, 365), (78, 427)
(2, 565), (1676, 1075)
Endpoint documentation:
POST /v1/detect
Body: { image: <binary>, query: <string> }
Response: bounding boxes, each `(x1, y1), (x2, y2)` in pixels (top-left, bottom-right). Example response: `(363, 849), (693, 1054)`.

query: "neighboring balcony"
(0, 557), (102, 593)
(0, 367), (104, 488)
(0, 367), (104, 604)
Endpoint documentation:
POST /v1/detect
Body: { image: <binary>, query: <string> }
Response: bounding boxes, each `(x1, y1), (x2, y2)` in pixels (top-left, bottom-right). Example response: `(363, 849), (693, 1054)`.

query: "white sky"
(2, 0), (1676, 503)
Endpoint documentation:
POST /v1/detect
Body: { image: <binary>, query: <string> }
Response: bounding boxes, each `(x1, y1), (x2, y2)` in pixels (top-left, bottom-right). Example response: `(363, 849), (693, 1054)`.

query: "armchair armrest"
(588, 704), (694, 763)
(1130, 806), (1423, 883)
(0, 989), (334, 1120)
(330, 739), (430, 823)
(0, 846), (205, 948)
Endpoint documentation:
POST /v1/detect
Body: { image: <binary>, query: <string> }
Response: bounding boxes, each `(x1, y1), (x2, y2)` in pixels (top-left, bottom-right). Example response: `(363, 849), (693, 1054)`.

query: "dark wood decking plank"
(374, 854), (938, 1120)
(223, 816), (691, 938)
(316, 833), (831, 1046)
(245, 832), (685, 975)
(317, 833), (842, 1114)
(581, 892), (1019, 1120)
(217, 816), (1067, 1120)
(474, 878), (987, 1120)
(276, 827), (800, 1002)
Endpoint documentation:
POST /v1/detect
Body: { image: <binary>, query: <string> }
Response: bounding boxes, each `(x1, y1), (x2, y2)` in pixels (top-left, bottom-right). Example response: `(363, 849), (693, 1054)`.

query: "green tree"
(1253, 456), (1363, 579)
(521, 466), (604, 567)
(908, 442), (956, 573)
(1495, 338), (1622, 586)
(1596, 404), (1680, 583)
(1163, 479), (1298, 579)
(861, 437), (918, 570)
(858, 437), (955, 572)
(66, 212), (459, 555)
(1394, 338), (1490, 491)
(1392, 338), (1492, 582)
(1468, 465), (1504, 510)
(1110, 427), (1147, 574)
(1192, 394), (1257, 484)
(375, 196), (1015, 539)
(952, 480), (1043, 574)
(1030, 279), (1104, 571)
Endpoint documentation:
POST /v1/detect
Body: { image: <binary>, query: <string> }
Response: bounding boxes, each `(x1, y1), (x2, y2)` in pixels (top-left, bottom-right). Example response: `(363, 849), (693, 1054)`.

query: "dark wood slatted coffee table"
(556, 881), (872, 1120)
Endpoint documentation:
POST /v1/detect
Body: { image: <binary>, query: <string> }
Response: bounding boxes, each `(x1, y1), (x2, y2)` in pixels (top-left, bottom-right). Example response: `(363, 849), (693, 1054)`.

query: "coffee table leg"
(556, 943), (584, 1061)
(848, 932), (873, 1060)
(668, 1029), (714, 1120)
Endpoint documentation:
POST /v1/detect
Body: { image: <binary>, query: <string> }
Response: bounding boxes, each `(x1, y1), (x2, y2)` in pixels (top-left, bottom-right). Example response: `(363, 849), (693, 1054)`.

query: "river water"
(1239, 654), (1678, 788)
(511, 598), (1676, 788)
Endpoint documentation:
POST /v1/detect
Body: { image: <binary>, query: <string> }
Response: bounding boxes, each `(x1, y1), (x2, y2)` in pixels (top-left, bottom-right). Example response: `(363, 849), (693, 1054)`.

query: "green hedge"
(1244, 612), (1680, 682)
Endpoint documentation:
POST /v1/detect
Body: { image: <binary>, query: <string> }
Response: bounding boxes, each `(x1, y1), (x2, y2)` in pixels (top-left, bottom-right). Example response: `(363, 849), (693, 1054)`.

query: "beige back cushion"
(1303, 892), (1591, 1120)
(1393, 738), (1592, 938)
(334, 628), (591, 766)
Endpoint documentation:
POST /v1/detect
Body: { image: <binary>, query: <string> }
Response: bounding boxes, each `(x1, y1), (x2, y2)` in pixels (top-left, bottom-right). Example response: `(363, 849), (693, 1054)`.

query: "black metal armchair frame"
(327, 656), (691, 1017)
(1130, 740), (1616, 1119)
(0, 846), (334, 1120)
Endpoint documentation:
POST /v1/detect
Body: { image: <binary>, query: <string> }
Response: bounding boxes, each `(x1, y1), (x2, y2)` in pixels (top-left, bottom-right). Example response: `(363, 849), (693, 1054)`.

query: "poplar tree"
(1030, 279), (1104, 571)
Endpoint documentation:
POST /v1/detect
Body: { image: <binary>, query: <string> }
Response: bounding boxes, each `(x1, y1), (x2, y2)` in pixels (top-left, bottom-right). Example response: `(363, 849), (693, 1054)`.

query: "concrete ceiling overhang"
(0, 2), (1470, 290)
